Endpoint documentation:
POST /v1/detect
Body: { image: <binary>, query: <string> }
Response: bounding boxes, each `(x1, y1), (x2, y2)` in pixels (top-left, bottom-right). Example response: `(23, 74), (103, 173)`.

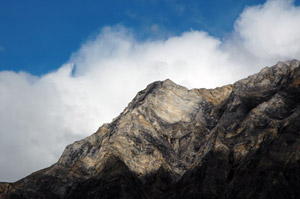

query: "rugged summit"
(1, 60), (300, 199)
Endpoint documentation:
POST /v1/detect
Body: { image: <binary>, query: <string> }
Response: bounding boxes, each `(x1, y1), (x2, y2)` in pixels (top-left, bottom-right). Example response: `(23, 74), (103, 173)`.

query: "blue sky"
(2, 0), (300, 182)
(0, 0), (271, 75)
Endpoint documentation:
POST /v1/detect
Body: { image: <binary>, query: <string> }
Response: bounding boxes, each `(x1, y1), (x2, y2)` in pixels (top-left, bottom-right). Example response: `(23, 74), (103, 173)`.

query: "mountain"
(1, 60), (300, 199)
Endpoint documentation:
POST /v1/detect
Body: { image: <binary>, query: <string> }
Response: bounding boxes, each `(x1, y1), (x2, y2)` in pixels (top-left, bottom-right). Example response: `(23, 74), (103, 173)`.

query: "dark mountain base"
(5, 152), (299, 199)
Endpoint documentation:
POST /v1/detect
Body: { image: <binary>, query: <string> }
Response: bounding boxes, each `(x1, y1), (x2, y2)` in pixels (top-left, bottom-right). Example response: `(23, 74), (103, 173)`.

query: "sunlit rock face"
(1, 60), (300, 199)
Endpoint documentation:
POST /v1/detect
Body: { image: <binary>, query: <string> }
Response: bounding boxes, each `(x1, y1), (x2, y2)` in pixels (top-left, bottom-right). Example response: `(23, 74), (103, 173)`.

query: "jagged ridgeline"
(1, 60), (300, 199)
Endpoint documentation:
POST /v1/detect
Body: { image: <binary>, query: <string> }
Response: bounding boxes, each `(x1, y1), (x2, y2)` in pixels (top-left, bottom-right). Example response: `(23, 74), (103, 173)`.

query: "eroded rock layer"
(1, 60), (300, 199)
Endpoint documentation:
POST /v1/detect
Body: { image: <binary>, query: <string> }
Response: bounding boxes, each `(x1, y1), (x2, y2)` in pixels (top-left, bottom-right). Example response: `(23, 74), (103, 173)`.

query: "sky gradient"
(1, 0), (300, 182)
(0, 0), (270, 75)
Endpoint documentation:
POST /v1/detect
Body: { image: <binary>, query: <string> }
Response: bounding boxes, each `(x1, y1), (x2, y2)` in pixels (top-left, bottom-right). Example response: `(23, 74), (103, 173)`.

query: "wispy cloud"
(1, 0), (300, 182)
(0, 46), (4, 52)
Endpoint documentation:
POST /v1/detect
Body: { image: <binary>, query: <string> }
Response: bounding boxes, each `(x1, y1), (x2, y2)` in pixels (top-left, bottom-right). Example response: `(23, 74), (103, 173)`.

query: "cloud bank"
(1, 0), (300, 182)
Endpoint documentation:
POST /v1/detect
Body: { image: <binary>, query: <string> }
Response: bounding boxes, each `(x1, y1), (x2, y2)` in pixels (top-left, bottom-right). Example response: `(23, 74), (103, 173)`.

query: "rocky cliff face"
(1, 60), (300, 199)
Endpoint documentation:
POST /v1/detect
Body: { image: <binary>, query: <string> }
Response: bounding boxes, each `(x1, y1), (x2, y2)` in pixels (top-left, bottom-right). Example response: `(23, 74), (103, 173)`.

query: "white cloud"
(1, 0), (300, 182)
(227, 0), (300, 66)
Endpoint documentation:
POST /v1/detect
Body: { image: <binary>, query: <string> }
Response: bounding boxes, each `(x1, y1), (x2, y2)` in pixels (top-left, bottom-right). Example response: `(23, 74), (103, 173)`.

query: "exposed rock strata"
(1, 60), (300, 199)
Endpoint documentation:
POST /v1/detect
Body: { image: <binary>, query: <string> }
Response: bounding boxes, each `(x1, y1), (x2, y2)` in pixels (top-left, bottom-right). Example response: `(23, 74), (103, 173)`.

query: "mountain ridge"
(1, 59), (300, 199)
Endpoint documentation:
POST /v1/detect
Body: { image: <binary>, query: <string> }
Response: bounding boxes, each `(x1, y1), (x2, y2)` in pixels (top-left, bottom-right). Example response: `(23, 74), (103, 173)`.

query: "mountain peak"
(1, 60), (300, 199)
